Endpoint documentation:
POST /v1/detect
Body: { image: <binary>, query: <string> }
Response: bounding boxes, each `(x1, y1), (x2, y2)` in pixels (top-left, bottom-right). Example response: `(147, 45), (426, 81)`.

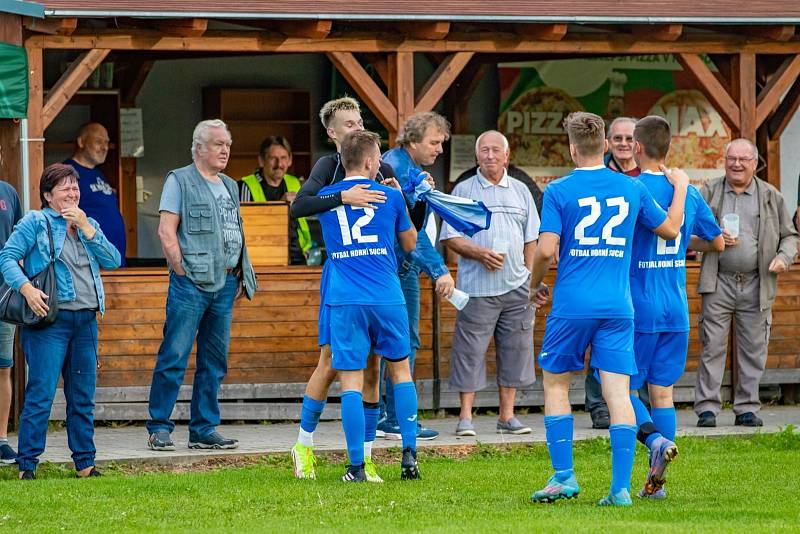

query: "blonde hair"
(319, 97), (361, 128)
(563, 112), (605, 157)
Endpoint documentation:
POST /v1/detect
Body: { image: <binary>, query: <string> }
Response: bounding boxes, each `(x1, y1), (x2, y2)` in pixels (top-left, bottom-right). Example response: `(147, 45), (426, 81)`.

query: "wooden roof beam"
(631, 24), (683, 41)
(768, 77), (800, 138)
(43, 48), (110, 129)
(514, 23), (568, 41)
(281, 20), (332, 39)
(123, 60), (155, 106)
(156, 18), (208, 38)
(362, 53), (389, 86)
(327, 52), (397, 132)
(23, 17), (77, 35)
(30, 31), (800, 54)
(756, 54), (800, 128)
(415, 52), (475, 113)
(740, 25), (795, 42)
(401, 21), (450, 40)
(677, 53), (740, 131)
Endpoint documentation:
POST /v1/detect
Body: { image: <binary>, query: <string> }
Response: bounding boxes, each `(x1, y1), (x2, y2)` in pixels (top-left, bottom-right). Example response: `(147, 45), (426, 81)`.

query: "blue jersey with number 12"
(630, 171), (721, 333)
(318, 178), (411, 306)
(539, 167), (668, 319)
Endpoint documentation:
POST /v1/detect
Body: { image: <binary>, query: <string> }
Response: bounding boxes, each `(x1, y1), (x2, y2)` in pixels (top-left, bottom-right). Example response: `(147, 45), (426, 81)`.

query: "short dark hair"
(563, 112), (605, 157)
(340, 130), (381, 172)
(634, 116), (672, 160)
(40, 163), (79, 208)
(259, 135), (292, 159)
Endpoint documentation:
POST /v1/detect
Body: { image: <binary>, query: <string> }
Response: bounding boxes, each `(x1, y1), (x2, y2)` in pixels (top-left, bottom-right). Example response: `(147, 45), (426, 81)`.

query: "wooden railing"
(50, 263), (800, 420)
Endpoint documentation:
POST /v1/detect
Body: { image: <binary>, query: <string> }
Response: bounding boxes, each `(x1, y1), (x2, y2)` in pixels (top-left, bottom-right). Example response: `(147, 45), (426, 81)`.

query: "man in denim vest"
(147, 119), (257, 451)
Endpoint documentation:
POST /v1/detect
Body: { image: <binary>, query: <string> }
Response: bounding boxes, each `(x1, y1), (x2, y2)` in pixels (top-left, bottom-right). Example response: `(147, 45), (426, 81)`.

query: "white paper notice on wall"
(449, 134), (476, 182)
(120, 108), (144, 158)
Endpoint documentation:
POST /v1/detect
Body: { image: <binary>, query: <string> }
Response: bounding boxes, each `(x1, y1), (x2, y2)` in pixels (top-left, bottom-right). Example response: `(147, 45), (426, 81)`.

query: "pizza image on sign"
(498, 87), (585, 168)
(649, 89), (731, 171)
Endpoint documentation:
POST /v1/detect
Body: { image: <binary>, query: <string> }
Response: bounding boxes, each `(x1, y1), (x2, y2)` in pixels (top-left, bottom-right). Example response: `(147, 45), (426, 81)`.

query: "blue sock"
(300, 396), (326, 433)
(652, 407), (677, 441)
(392, 381), (418, 452)
(544, 414), (574, 481)
(363, 401), (380, 443)
(630, 394), (662, 448)
(609, 424), (637, 494)
(341, 391), (365, 466)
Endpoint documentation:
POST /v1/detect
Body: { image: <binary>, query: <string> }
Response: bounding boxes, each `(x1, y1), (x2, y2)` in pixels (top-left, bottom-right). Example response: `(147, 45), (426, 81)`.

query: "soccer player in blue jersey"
(628, 116), (724, 498)
(317, 130), (421, 482)
(528, 112), (689, 506)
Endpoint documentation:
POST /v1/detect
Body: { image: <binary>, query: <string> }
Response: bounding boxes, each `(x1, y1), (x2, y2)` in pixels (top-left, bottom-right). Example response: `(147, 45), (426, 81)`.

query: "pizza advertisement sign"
(498, 55), (730, 188)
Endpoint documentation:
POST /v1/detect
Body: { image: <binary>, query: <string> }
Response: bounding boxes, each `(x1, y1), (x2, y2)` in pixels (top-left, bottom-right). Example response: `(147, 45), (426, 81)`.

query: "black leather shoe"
(19, 470), (35, 480)
(696, 411), (716, 427)
(591, 410), (610, 429)
(734, 412), (763, 427)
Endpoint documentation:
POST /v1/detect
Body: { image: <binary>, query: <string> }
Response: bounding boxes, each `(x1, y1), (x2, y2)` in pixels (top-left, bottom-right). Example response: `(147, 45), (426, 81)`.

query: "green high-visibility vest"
(240, 172), (311, 253)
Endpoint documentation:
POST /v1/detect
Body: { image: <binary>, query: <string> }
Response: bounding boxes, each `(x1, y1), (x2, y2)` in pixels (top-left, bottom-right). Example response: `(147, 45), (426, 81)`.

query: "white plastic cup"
(493, 238), (510, 256)
(722, 213), (740, 239)
(447, 288), (470, 310)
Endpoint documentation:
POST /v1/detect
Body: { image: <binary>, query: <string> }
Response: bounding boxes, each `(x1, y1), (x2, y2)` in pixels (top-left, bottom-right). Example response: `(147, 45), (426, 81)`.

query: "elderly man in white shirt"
(441, 130), (540, 437)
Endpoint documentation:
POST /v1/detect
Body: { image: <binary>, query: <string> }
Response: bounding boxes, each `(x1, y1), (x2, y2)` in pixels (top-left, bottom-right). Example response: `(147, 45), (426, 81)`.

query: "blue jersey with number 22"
(318, 178), (411, 306)
(630, 171), (721, 333)
(539, 167), (667, 319)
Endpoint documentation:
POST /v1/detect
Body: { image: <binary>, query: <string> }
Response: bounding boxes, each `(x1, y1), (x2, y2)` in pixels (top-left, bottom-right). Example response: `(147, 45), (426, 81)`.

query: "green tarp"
(0, 42), (28, 119)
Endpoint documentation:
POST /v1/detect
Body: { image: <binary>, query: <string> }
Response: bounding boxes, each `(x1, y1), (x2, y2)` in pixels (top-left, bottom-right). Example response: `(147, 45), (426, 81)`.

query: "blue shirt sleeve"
(538, 186), (562, 235)
(159, 174), (181, 214)
(690, 187), (722, 241)
(636, 180), (668, 230)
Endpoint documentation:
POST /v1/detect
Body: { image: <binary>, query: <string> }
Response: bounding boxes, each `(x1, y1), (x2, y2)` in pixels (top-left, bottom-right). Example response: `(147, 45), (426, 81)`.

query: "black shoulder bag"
(0, 215), (59, 329)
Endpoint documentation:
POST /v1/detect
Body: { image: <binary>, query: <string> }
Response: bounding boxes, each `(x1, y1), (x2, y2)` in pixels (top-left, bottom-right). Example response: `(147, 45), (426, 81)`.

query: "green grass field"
(0, 429), (798, 533)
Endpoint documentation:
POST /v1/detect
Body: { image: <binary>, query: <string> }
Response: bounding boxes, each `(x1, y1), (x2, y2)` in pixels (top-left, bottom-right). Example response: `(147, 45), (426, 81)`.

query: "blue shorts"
(317, 263), (331, 346)
(538, 317), (636, 376)
(630, 331), (689, 390)
(330, 304), (411, 371)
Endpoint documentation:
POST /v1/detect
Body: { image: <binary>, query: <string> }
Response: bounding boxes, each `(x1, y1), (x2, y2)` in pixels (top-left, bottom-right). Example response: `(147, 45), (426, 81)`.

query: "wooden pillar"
(25, 43), (44, 209)
(733, 53), (757, 142)
(388, 52), (414, 143)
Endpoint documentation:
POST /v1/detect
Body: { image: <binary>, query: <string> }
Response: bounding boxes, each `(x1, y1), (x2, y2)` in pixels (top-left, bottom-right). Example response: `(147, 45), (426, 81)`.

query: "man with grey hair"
(146, 119), (257, 451)
(694, 138), (798, 428)
(441, 130), (540, 436)
(605, 117), (640, 177)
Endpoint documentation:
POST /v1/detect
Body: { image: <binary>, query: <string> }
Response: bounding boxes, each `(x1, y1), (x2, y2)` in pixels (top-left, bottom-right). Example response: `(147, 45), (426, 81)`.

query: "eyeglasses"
(611, 136), (634, 143)
(725, 156), (756, 164)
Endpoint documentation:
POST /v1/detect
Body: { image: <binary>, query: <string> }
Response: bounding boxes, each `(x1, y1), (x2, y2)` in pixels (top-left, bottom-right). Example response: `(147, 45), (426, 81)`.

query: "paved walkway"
(3, 406), (798, 466)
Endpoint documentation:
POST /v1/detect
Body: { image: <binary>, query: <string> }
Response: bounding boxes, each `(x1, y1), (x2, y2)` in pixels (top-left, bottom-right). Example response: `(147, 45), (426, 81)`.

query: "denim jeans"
(147, 273), (237, 439)
(379, 263), (420, 425)
(17, 309), (98, 472)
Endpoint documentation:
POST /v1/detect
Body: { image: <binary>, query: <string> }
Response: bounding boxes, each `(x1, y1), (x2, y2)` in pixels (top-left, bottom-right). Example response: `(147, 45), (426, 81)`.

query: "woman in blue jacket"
(0, 163), (121, 480)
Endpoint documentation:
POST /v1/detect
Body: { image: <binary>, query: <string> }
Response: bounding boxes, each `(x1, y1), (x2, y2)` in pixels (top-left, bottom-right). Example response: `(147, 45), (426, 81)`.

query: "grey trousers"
(694, 271), (772, 416)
